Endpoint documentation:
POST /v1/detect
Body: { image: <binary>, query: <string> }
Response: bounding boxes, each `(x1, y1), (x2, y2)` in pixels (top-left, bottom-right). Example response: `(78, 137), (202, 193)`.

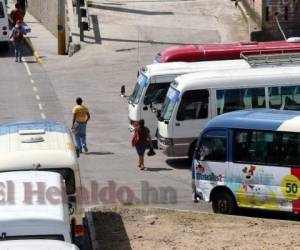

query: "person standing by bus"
(72, 97), (90, 157)
(9, 20), (26, 62)
(132, 119), (153, 170)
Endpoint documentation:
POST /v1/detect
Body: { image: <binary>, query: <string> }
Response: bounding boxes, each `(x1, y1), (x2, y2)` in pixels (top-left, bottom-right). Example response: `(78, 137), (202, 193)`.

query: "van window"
(217, 87), (265, 115)
(176, 90), (209, 120)
(233, 130), (278, 165)
(0, 2), (5, 18)
(197, 130), (227, 162)
(268, 85), (300, 110)
(144, 82), (170, 105)
(281, 132), (300, 166)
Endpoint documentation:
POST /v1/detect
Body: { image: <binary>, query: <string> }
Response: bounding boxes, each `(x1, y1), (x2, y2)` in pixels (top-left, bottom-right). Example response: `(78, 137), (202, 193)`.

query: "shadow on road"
(85, 151), (114, 155)
(145, 167), (173, 172)
(0, 42), (33, 58)
(90, 4), (174, 15)
(166, 158), (191, 170)
(91, 210), (132, 250)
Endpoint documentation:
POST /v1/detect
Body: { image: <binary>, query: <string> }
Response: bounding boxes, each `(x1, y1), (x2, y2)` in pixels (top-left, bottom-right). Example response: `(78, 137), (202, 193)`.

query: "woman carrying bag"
(132, 119), (155, 170)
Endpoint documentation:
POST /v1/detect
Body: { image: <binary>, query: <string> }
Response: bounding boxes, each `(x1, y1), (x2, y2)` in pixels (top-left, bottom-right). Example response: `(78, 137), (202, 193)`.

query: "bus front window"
(160, 87), (180, 121)
(130, 73), (148, 104)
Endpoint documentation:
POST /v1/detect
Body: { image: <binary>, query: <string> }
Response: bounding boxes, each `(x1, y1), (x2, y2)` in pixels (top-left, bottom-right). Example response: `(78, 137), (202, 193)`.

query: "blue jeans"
(74, 123), (87, 150)
(13, 41), (23, 61)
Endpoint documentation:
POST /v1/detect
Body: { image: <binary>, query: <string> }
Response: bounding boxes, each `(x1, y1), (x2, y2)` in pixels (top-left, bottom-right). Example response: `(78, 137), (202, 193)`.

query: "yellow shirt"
(72, 105), (89, 123)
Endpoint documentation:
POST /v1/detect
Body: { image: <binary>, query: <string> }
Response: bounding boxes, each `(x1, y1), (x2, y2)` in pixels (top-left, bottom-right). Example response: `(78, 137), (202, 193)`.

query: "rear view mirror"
(121, 85), (126, 96)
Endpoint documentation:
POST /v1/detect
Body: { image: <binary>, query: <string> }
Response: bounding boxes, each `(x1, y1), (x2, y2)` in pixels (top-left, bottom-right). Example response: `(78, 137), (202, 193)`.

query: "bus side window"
(177, 89), (209, 120)
(196, 130), (227, 162)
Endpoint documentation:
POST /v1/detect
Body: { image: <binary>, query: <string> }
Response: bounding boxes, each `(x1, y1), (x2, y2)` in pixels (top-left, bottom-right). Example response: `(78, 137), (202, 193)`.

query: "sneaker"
(83, 145), (88, 153)
(15, 58), (18, 62)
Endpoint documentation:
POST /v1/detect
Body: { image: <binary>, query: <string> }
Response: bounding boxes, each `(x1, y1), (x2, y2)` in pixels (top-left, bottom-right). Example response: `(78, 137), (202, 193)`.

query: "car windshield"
(129, 72), (148, 104)
(160, 86), (180, 120)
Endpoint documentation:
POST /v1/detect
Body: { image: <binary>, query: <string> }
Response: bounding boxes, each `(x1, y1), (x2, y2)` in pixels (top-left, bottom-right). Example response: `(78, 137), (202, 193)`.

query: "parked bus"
(154, 40), (300, 63)
(123, 60), (252, 135)
(0, 0), (9, 49)
(192, 109), (300, 214)
(157, 65), (300, 158)
(0, 120), (83, 230)
(0, 171), (72, 243)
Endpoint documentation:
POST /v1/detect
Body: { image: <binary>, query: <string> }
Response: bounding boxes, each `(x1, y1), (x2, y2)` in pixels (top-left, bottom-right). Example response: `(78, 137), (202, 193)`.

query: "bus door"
(172, 89), (210, 156)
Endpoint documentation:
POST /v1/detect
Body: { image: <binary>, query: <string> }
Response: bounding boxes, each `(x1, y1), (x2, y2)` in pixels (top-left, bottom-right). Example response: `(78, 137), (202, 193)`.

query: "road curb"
(24, 37), (42, 64)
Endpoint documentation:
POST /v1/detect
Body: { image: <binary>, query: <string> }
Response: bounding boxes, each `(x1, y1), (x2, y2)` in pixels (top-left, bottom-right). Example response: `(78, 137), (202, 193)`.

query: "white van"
(157, 65), (300, 158)
(123, 60), (252, 135)
(0, 240), (79, 250)
(0, 120), (83, 225)
(0, 0), (9, 48)
(0, 171), (71, 242)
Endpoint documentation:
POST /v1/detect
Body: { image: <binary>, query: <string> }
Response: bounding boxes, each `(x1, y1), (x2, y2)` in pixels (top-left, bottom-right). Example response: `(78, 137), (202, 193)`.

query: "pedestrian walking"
(132, 119), (153, 170)
(10, 3), (24, 26)
(17, 0), (27, 16)
(72, 97), (90, 157)
(9, 20), (26, 63)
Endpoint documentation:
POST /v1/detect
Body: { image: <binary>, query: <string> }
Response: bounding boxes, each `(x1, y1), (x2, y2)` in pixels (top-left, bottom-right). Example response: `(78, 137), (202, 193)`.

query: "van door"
(172, 89), (210, 156)
(193, 129), (228, 200)
(143, 82), (170, 136)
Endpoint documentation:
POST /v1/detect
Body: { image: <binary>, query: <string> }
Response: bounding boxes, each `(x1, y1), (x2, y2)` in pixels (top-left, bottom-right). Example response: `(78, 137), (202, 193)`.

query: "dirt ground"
(89, 206), (300, 250)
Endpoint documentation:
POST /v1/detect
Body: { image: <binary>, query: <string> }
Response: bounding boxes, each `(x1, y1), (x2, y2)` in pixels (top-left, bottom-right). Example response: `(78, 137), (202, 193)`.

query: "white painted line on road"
(33, 86), (38, 92)
(30, 79), (35, 84)
(23, 60), (32, 76)
(38, 103), (43, 110)
(35, 95), (40, 100)
(41, 113), (46, 119)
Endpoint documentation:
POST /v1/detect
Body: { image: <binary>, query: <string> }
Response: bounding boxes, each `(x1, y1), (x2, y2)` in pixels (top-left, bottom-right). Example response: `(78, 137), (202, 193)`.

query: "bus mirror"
(156, 110), (161, 118)
(121, 85), (126, 96)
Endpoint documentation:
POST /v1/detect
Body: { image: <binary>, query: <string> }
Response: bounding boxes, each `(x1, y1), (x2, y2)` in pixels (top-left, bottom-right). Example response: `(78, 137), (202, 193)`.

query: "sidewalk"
(7, 1), (58, 64)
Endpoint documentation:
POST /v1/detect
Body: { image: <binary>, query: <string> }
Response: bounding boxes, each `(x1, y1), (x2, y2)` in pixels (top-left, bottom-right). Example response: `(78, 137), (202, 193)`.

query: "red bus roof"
(156, 40), (300, 63)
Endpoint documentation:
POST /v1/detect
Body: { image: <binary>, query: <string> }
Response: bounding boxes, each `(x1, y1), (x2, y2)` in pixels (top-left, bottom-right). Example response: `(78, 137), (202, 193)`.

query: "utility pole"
(57, 0), (66, 54)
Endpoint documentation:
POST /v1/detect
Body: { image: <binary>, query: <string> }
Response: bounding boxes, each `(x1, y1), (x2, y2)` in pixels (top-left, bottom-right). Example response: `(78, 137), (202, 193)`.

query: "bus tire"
(212, 191), (236, 214)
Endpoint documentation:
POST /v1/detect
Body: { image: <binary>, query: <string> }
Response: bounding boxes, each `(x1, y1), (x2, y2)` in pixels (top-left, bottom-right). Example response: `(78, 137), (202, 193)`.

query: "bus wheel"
(212, 191), (236, 214)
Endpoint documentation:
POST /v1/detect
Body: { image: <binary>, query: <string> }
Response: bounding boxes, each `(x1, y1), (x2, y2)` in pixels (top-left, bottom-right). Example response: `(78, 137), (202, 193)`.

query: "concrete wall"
(27, 0), (58, 37)
(242, 0), (300, 40)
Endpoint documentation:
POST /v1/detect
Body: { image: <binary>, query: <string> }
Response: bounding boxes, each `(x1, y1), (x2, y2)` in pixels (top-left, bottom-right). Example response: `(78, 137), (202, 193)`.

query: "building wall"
(243, 0), (300, 40)
(27, 0), (58, 37)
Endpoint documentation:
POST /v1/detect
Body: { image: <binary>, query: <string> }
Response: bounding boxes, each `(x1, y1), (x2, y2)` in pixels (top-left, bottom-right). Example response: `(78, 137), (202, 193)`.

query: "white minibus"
(122, 60), (252, 135)
(0, 171), (71, 242)
(157, 66), (300, 158)
(0, 120), (83, 228)
(0, 0), (9, 48)
(192, 109), (300, 214)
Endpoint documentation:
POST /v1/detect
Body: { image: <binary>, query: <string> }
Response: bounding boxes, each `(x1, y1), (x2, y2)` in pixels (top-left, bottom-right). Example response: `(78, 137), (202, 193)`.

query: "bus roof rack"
(240, 50), (300, 67)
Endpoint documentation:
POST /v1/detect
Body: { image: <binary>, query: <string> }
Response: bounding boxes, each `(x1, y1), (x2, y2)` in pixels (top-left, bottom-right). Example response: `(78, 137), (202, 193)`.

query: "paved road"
(2, 0), (248, 212)
(0, 45), (63, 123)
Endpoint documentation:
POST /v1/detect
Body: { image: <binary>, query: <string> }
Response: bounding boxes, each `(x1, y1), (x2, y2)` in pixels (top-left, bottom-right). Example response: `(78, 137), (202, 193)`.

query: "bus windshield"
(130, 73), (148, 104)
(160, 87), (180, 121)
